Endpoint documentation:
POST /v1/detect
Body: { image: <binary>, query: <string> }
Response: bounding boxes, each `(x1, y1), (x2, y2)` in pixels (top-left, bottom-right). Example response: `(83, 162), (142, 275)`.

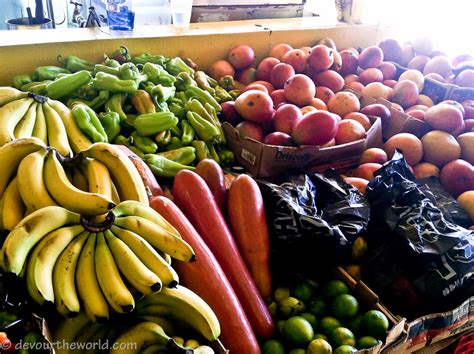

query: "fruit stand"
(0, 16), (472, 354)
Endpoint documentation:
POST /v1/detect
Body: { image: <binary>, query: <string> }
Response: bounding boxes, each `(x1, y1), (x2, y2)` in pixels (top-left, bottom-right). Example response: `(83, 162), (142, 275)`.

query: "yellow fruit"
(307, 339), (333, 354)
(351, 237), (368, 260)
(457, 191), (474, 222)
(330, 327), (356, 347)
(344, 264), (362, 280)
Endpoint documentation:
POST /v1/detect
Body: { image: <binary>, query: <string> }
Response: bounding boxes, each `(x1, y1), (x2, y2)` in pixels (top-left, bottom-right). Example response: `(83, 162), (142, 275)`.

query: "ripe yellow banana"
(43, 149), (115, 215)
(53, 313), (91, 354)
(32, 102), (48, 143)
(71, 166), (89, 192)
(136, 285), (221, 342)
(0, 137), (46, 196)
(76, 232), (109, 322)
(47, 100), (92, 153)
(0, 87), (28, 106)
(26, 224), (84, 305)
(110, 322), (180, 354)
(113, 200), (181, 239)
(110, 225), (179, 288)
(0, 97), (34, 145)
(52, 230), (89, 317)
(13, 101), (37, 139)
(104, 230), (162, 295)
(95, 232), (135, 314)
(83, 143), (149, 205)
(83, 158), (113, 200)
(42, 102), (72, 157)
(2, 177), (26, 231)
(133, 315), (177, 336)
(111, 180), (121, 205)
(1, 205), (81, 275)
(114, 216), (195, 262)
(17, 148), (57, 211)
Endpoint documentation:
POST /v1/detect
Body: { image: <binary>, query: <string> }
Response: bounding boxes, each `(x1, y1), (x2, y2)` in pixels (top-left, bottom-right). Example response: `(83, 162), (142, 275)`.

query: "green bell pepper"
(13, 75), (32, 89)
(131, 131), (158, 154)
(71, 103), (108, 143)
(98, 111), (121, 142)
(34, 65), (71, 81)
(142, 62), (176, 87)
(151, 84), (176, 103)
(94, 64), (120, 76)
(174, 72), (197, 91)
(68, 90), (110, 111)
(132, 112), (178, 136)
(57, 54), (96, 72)
(45, 70), (92, 99)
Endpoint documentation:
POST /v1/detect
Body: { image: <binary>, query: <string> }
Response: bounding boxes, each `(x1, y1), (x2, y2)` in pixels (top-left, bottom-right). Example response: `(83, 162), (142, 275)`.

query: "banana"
(47, 99), (92, 153)
(32, 101), (48, 143)
(2, 177), (26, 231)
(52, 230), (89, 317)
(95, 232), (135, 314)
(159, 251), (172, 266)
(72, 166), (89, 192)
(73, 322), (107, 353)
(83, 143), (149, 205)
(42, 102), (72, 157)
(113, 200), (181, 239)
(114, 216), (195, 262)
(111, 180), (121, 205)
(53, 313), (92, 354)
(133, 315), (177, 336)
(76, 232), (109, 322)
(13, 101), (37, 139)
(0, 87), (28, 106)
(136, 286), (221, 342)
(43, 149), (115, 215)
(110, 225), (179, 288)
(104, 230), (162, 295)
(0, 192), (5, 231)
(83, 158), (113, 200)
(110, 322), (184, 354)
(0, 97), (34, 145)
(0, 137), (46, 196)
(17, 148), (57, 211)
(1, 205), (80, 275)
(26, 224), (84, 305)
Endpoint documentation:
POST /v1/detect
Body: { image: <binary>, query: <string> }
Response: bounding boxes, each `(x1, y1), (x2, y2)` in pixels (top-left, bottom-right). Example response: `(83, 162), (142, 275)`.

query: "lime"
(301, 312), (318, 331)
(289, 349), (306, 354)
(330, 327), (356, 347)
(277, 320), (286, 334)
(332, 294), (359, 320)
(292, 281), (316, 302)
(320, 316), (342, 337)
(351, 236), (368, 260)
(307, 339), (333, 354)
(346, 314), (363, 336)
(262, 339), (285, 354)
(314, 333), (328, 341)
(279, 296), (306, 318)
(361, 310), (389, 339)
(357, 336), (379, 349)
(309, 298), (327, 317)
(274, 287), (291, 302)
(323, 280), (349, 300)
(334, 345), (357, 354)
(268, 301), (278, 317)
(282, 316), (314, 345)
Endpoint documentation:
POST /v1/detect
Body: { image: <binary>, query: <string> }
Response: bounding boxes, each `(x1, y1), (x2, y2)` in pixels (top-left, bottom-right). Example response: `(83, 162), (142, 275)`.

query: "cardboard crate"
(223, 116), (382, 178)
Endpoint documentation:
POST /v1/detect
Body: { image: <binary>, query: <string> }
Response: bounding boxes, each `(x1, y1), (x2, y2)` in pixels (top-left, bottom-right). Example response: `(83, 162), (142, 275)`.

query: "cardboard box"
(223, 115), (382, 178)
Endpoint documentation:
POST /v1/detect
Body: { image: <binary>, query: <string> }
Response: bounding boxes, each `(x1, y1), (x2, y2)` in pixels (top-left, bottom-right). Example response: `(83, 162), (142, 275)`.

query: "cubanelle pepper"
(57, 54), (96, 72)
(180, 119), (195, 146)
(131, 131), (158, 154)
(142, 62), (176, 87)
(143, 154), (195, 178)
(185, 86), (221, 113)
(68, 90), (110, 111)
(132, 53), (168, 66)
(158, 146), (196, 165)
(191, 140), (210, 161)
(186, 111), (222, 144)
(45, 70), (92, 99)
(105, 93), (128, 121)
(12, 75), (32, 89)
(71, 103), (108, 143)
(34, 66), (71, 81)
(98, 111), (121, 142)
(131, 90), (156, 114)
(165, 57), (195, 76)
(92, 72), (138, 94)
(132, 112), (178, 136)
(155, 129), (172, 147)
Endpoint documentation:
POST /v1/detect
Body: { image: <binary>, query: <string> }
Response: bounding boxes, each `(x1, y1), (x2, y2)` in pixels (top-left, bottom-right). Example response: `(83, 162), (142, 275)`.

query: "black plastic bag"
(364, 151), (474, 318)
(258, 169), (370, 279)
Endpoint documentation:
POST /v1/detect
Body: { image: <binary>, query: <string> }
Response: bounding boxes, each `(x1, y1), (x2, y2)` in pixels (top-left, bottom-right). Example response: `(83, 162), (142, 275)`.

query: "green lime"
(357, 336), (379, 349)
(361, 310), (389, 339)
(323, 280), (349, 300)
(301, 312), (318, 331)
(346, 314), (363, 336)
(274, 287), (291, 302)
(289, 349), (306, 354)
(268, 301), (278, 317)
(334, 345), (357, 354)
(330, 327), (356, 347)
(262, 339), (285, 354)
(313, 333), (328, 341)
(279, 296), (306, 318)
(307, 339), (333, 354)
(292, 281), (316, 302)
(309, 298), (327, 317)
(320, 316), (342, 337)
(332, 294), (359, 320)
(282, 316), (314, 345)
(277, 320), (286, 334)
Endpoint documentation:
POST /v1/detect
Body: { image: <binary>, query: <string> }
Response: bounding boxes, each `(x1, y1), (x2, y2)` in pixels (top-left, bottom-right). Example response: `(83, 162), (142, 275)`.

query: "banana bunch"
(1, 200), (195, 321)
(0, 87), (92, 154)
(0, 140), (150, 229)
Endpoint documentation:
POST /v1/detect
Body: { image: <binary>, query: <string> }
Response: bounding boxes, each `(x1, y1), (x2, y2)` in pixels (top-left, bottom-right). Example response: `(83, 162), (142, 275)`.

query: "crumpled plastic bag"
(257, 169), (370, 279)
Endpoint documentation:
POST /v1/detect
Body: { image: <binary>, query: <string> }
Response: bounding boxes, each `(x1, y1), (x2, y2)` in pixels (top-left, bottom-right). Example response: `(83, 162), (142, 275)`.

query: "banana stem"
(81, 212), (115, 232)
(28, 92), (48, 103)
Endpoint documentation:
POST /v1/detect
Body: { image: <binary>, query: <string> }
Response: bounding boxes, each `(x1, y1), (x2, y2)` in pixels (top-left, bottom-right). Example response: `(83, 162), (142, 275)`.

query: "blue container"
(107, 0), (135, 30)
